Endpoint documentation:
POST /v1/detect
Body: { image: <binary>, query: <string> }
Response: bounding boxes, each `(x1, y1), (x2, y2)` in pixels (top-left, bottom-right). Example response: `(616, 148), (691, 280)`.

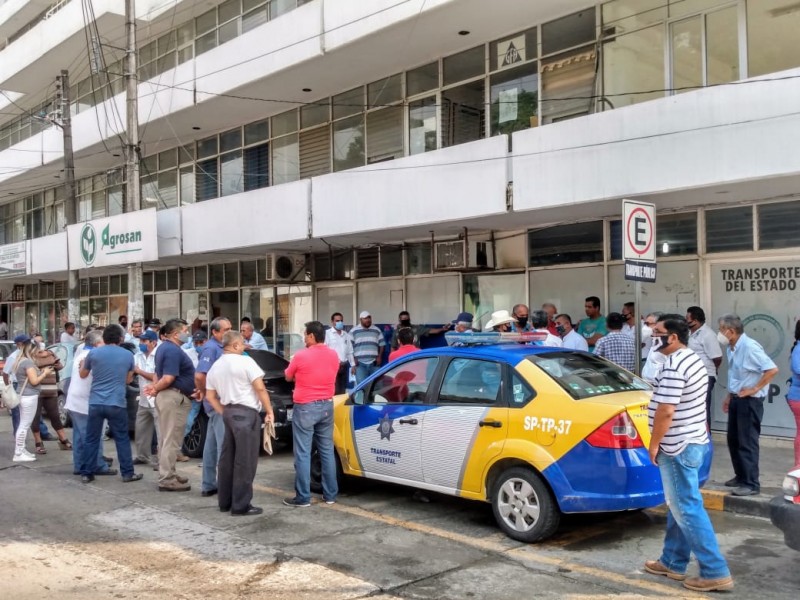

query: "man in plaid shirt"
(594, 312), (637, 372)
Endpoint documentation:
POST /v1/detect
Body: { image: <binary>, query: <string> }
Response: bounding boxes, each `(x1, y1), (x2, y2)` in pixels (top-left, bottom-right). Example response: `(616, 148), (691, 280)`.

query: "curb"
(701, 486), (775, 519)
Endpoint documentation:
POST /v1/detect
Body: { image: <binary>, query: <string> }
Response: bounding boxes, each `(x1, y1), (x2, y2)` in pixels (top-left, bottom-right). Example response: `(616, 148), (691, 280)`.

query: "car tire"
(310, 443), (344, 494)
(57, 393), (72, 428)
(182, 410), (208, 459)
(491, 467), (560, 543)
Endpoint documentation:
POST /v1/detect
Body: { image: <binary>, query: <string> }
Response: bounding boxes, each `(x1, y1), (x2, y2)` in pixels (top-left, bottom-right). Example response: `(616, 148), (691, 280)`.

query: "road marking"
(250, 483), (702, 598)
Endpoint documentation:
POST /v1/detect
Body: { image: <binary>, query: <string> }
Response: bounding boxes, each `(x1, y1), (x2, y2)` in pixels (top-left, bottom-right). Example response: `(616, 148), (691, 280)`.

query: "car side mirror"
(351, 389), (365, 405)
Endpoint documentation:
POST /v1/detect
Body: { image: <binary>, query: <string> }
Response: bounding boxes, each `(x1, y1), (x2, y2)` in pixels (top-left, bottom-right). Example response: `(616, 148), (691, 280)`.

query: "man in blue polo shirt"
(79, 324), (142, 484)
(144, 318), (196, 492)
(194, 316), (232, 497)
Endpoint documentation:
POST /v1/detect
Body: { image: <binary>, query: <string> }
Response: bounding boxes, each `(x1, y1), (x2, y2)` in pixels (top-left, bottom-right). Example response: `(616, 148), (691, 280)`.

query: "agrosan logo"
(80, 223), (97, 265)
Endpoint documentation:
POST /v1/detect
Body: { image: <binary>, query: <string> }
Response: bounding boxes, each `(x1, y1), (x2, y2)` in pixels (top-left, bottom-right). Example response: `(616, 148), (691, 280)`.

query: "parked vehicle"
(0, 340), (16, 373)
(770, 467), (800, 551)
(181, 349), (294, 458)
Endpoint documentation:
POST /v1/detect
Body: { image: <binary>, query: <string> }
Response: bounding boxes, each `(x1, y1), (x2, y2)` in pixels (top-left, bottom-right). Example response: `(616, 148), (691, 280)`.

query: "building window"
(490, 27), (537, 72)
(706, 206), (753, 253)
(543, 9), (596, 55)
(529, 221), (604, 266)
(366, 106), (404, 164)
(333, 116), (365, 172)
(409, 96), (437, 155)
(602, 25), (665, 109)
(407, 62), (439, 97)
(406, 243), (432, 275)
(490, 61), (538, 134)
(657, 212), (697, 256)
(758, 200), (800, 251)
(441, 79), (485, 147)
(541, 46), (597, 124)
(272, 134), (299, 185)
(443, 46), (485, 86)
(748, 0), (800, 77)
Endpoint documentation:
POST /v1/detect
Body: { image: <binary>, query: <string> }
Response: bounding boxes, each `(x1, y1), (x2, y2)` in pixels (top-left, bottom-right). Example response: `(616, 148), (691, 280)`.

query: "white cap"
(359, 310), (371, 319)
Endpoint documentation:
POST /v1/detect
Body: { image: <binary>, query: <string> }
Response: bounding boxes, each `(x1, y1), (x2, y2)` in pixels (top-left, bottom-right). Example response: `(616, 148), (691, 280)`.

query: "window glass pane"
(158, 31), (177, 55)
(180, 166), (195, 205)
(195, 9), (217, 35)
(159, 149), (177, 170)
(333, 115), (365, 172)
(541, 46), (596, 124)
(243, 0), (266, 12)
(220, 151), (244, 196)
(244, 119), (269, 145)
(220, 128), (242, 152)
(440, 359), (502, 405)
(225, 262), (239, 287)
(368, 74), (402, 108)
(490, 27), (537, 71)
(139, 41), (155, 64)
(464, 273), (525, 331)
(671, 16), (703, 91)
(748, 0), (800, 77)
(301, 99), (329, 129)
(178, 46), (194, 64)
(705, 207), (753, 253)
(528, 221), (603, 266)
(657, 212), (697, 256)
(443, 45), (485, 86)
(272, 110), (298, 136)
(406, 243), (431, 275)
(218, 0), (241, 23)
(381, 246), (403, 277)
(409, 96), (437, 155)
(603, 26), (665, 109)
(271, 134), (299, 185)
(241, 261), (258, 287)
(218, 19), (239, 44)
(271, 0), (295, 18)
(299, 126), (331, 178)
(528, 352), (648, 400)
(243, 6), (268, 32)
(367, 106), (404, 164)
(333, 87), (364, 120)
(197, 136), (218, 158)
(369, 357), (439, 404)
(177, 22), (194, 46)
(529, 266), (604, 327)
(602, 0), (666, 33)
(196, 31), (217, 55)
(158, 170), (178, 208)
(610, 219), (623, 260)
(441, 79), (485, 148)
(196, 158), (219, 201)
(490, 62), (538, 135)
(706, 6), (739, 86)
(209, 264), (225, 288)
(244, 144), (269, 190)
(142, 155), (158, 173)
(758, 201), (800, 250)
(542, 9), (596, 55)
(141, 174), (159, 207)
(407, 62), (439, 96)
(179, 144), (195, 164)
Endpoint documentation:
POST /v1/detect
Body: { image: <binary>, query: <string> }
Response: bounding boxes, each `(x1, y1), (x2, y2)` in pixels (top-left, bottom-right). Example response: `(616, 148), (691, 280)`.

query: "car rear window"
(526, 351), (650, 400)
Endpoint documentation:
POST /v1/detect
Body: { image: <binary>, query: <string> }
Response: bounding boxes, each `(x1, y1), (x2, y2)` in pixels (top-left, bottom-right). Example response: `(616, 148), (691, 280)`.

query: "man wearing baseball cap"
(350, 311), (385, 384)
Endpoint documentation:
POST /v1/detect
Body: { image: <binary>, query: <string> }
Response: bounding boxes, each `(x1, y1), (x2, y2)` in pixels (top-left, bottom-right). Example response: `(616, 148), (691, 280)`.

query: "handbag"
(1, 377), (28, 410)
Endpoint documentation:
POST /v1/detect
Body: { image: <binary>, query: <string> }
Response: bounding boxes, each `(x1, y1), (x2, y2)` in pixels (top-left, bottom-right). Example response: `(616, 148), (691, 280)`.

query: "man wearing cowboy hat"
(484, 310), (516, 332)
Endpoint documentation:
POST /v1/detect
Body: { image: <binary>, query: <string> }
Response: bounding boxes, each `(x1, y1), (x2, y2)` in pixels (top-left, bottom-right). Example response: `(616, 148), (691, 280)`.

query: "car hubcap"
(497, 478), (540, 532)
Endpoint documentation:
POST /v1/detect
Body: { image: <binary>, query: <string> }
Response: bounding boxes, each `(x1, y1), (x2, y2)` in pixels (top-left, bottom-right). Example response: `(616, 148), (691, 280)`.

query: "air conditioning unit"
(265, 253), (306, 281)
(434, 240), (494, 271)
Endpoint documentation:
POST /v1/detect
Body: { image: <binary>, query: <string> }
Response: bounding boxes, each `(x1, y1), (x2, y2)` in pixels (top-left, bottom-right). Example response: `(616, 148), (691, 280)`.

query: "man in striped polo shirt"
(350, 310), (386, 384)
(644, 314), (733, 593)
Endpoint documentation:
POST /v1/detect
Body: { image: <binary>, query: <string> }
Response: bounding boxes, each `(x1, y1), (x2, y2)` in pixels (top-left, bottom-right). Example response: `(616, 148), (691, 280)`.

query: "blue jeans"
(184, 400), (201, 437)
(201, 411), (225, 493)
(291, 400), (338, 503)
(355, 362), (378, 385)
(657, 443), (730, 579)
(70, 410), (109, 475)
(81, 404), (134, 478)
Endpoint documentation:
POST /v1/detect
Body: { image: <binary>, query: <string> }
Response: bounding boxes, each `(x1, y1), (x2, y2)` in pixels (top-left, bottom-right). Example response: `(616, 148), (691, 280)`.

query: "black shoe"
(103, 456), (114, 466)
(283, 497), (311, 507)
(133, 458), (150, 465)
(231, 505), (263, 516)
(122, 473), (143, 483)
(81, 475), (95, 484)
(731, 486), (759, 497)
(219, 506), (231, 512)
(94, 469), (119, 476)
(201, 489), (218, 497)
(724, 477), (740, 487)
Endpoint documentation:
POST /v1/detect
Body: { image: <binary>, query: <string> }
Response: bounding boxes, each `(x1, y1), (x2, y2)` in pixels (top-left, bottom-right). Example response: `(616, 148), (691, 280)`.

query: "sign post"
(623, 200), (657, 376)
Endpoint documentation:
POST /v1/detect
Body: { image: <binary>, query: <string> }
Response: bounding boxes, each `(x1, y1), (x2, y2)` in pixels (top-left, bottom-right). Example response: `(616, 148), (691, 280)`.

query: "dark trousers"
(705, 376), (716, 429)
(726, 394), (763, 491)
(218, 404), (261, 513)
(81, 404), (133, 478)
(335, 362), (350, 395)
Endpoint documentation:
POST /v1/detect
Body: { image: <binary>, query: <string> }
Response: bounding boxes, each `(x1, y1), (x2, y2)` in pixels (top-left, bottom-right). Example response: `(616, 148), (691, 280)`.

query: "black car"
(770, 468), (800, 551)
(182, 349), (294, 458)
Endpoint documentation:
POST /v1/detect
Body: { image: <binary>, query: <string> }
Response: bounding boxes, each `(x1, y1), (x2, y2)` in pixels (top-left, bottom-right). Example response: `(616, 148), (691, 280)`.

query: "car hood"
(247, 349), (290, 380)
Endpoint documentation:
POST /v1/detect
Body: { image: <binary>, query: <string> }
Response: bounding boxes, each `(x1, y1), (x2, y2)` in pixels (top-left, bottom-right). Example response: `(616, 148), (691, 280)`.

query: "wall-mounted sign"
(623, 199), (657, 283)
(67, 209), (158, 269)
(0, 242), (27, 278)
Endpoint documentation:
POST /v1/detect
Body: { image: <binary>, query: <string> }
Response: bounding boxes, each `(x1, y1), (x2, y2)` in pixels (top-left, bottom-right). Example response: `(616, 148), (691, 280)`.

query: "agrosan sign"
(68, 209), (158, 269)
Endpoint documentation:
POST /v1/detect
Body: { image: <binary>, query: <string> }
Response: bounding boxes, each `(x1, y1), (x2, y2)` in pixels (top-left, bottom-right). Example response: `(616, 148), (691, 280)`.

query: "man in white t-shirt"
(60, 322), (78, 343)
(206, 330), (274, 516)
(64, 330), (115, 476)
(554, 314), (588, 352)
(133, 330), (159, 467)
(530, 310), (562, 347)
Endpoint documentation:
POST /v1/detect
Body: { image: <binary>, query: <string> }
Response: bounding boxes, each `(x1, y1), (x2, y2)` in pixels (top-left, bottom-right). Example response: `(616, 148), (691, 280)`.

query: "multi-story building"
(1, 0), (799, 435)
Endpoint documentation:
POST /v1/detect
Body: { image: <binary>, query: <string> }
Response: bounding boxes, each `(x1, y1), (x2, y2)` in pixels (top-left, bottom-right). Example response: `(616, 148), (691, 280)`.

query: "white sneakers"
(12, 449), (36, 462)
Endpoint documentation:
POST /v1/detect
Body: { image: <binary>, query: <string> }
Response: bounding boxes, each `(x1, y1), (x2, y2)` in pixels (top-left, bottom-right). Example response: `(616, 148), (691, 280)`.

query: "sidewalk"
(703, 432), (794, 519)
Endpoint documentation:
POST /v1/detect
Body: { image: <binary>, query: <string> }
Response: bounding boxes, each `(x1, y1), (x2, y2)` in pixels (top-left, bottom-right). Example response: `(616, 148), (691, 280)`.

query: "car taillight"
(782, 470), (800, 504)
(586, 412), (643, 449)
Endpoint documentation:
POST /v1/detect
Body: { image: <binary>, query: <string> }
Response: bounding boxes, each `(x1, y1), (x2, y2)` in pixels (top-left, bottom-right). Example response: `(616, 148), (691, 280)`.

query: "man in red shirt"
(283, 321), (340, 507)
(388, 327), (420, 362)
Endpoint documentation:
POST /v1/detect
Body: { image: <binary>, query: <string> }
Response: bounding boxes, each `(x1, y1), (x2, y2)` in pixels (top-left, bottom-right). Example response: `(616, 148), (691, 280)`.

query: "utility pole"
(124, 0), (144, 323)
(56, 70), (81, 331)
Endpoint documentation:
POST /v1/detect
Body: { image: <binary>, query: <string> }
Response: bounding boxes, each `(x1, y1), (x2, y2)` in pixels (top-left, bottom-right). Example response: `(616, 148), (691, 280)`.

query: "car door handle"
(399, 418), (418, 425)
(479, 419), (502, 428)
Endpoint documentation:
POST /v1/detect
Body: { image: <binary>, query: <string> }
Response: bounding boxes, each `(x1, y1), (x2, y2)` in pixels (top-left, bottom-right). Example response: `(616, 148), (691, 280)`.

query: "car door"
(351, 356), (440, 483)
(420, 357), (508, 493)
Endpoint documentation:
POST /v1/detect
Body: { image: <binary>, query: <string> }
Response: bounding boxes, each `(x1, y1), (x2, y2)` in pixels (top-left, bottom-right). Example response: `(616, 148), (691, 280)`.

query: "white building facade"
(1, 0), (799, 435)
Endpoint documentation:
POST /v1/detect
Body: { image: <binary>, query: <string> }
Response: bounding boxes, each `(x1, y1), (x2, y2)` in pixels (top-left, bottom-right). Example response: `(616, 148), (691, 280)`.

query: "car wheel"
(310, 443), (343, 494)
(491, 467), (560, 543)
(57, 393), (72, 428)
(182, 411), (208, 459)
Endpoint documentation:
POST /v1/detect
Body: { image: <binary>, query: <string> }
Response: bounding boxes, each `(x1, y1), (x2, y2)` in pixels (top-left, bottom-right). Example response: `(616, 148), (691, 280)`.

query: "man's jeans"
(657, 443), (730, 580)
(201, 411), (225, 493)
(70, 410), (109, 475)
(355, 362), (378, 385)
(81, 404), (134, 478)
(291, 400), (338, 504)
(184, 400), (201, 437)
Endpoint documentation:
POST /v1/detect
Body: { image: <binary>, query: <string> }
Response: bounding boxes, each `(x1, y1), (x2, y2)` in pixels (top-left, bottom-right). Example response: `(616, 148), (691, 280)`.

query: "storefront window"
(357, 280), (404, 324)
(241, 287), (273, 342)
(464, 273), (526, 331)
(316, 285), (353, 324)
(529, 266), (604, 328)
(89, 298), (108, 327)
(705, 206), (753, 253)
(276, 285), (312, 359)
(210, 290), (239, 322)
(407, 275), (460, 324)
(109, 296), (128, 329)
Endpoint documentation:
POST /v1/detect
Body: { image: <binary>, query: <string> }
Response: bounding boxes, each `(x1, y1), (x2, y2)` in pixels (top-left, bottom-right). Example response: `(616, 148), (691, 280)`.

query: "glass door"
(276, 284), (312, 360)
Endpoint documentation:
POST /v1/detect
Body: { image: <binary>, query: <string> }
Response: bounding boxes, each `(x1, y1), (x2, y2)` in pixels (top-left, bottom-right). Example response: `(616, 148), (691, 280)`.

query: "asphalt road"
(0, 426), (798, 599)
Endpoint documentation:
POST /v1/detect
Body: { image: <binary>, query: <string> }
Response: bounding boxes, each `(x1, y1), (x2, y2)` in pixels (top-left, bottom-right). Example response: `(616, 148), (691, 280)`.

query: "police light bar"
(445, 331), (550, 346)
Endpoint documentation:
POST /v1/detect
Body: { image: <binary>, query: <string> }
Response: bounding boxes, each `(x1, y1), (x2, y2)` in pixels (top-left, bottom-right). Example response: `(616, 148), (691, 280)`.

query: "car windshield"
(526, 351), (650, 400)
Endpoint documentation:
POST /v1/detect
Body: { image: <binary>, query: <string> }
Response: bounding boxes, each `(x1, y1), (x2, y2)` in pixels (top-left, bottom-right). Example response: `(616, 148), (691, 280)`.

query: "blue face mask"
(139, 343), (148, 353)
(334, 321), (344, 331)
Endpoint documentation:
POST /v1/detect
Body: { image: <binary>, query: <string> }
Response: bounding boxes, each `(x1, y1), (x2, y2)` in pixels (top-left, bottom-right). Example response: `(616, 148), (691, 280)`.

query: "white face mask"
(651, 335), (664, 352)
(717, 331), (730, 347)
(641, 325), (652, 343)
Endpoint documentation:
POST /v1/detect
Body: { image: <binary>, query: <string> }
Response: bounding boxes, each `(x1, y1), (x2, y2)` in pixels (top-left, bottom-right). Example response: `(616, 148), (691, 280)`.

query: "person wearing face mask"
(511, 304), (533, 333)
(644, 314), (733, 593)
(717, 313), (779, 497)
(484, 309), (516, 333)
(324, 312), (355, 395)
(144, 318), (197, 492)
(554, 314), (588, 351)
(389, 310), (450, 350)
(641, 312), (661, 363)
(133, 330), (160, 468)
(685, 306), (722, 428)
